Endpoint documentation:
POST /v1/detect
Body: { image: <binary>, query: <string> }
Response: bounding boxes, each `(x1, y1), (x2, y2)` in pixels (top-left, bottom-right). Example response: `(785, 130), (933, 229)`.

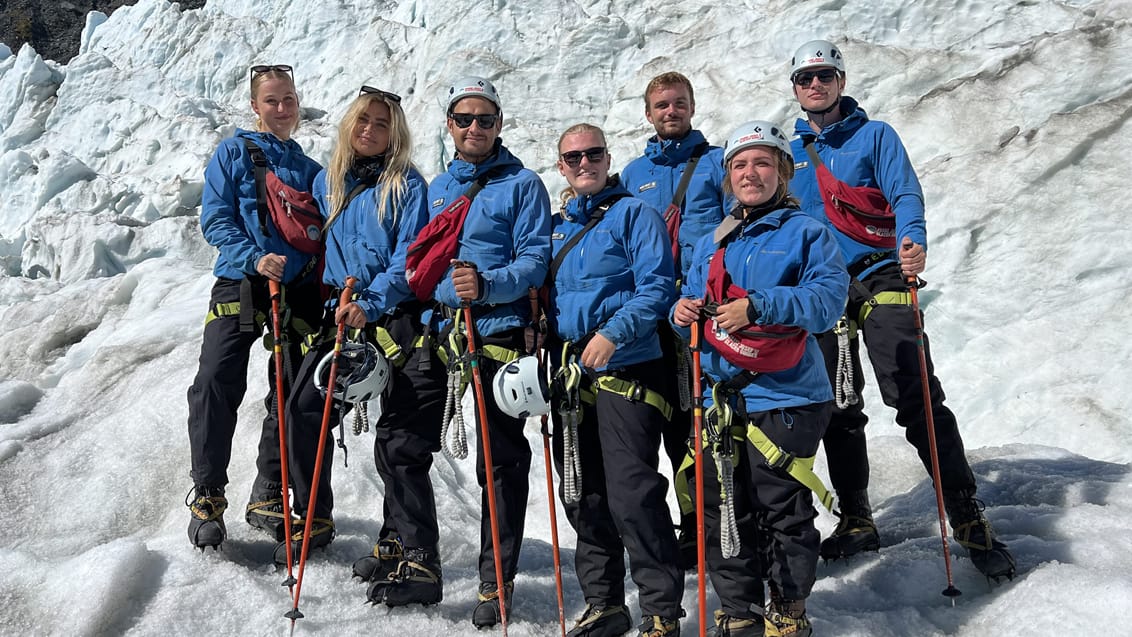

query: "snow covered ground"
(1, 0), (1130, 635)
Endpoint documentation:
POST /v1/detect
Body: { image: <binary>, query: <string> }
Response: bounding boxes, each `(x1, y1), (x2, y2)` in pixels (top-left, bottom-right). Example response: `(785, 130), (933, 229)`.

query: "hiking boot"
(367, 547), (443, 607)
(708, 610), (762, 637)
(566, 603), (632, 637)
(245, 476), (288, 541)
(944, 489), (1016, 580)
(819, 490), (879, 560)
(353, 536), (403, 582)
(186, 486), (227, 550)
(637, 615), (680, 637)
(763, 599), (811, 637)
(472, 580), (514, 628)
(272, 517), (334, 566)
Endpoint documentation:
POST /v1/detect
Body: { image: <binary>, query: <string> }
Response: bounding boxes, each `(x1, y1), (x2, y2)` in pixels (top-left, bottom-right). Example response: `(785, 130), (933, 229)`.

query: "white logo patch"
(794, 161), (808, 170)
(637, 181), (657, 193)
(431, 197), (446, 208)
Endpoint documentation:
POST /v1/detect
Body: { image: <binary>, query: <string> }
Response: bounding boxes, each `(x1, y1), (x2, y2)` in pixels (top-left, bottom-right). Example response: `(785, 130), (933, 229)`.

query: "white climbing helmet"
(314, 341), (391, 404)
(492, 355), (550, 419)
(790, 39), (846, 78)
(723, 120), (794, 165)
(446, 76), (502, 113)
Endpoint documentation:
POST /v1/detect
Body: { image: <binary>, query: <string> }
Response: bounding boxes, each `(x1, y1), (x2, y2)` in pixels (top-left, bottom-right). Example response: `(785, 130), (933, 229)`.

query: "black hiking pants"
(551, 360), (684, 619)
(186, 276), (319, 490)
(816, 264), (976, 496)
(688, 401), (829, 614)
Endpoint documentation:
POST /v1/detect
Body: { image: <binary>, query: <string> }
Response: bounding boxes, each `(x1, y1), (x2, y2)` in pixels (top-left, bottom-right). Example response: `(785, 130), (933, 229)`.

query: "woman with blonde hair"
(281, 87), (444, 611)
(544, 123), (683, 637)
(186, 64), (323, 551)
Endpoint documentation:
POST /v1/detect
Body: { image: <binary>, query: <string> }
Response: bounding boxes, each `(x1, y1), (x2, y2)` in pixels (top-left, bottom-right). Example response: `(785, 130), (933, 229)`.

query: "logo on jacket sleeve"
(431, 197), (446, 208)
(551, 232), (566, 241)
(637, 181), (657, 193)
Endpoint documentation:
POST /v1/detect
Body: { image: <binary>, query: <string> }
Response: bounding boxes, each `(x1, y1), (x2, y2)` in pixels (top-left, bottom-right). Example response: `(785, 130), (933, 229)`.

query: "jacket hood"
(643, 129), (709, 166)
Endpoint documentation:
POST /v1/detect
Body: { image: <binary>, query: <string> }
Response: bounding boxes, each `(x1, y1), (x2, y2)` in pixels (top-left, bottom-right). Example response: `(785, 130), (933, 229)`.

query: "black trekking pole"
(268, 280), (297, 598)
(287, 277), (356, 628)
(907, 274), (962, 601)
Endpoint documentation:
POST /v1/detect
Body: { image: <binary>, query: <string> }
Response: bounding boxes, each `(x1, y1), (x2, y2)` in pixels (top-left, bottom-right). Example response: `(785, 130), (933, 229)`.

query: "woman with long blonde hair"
(280, 87), (445, 612)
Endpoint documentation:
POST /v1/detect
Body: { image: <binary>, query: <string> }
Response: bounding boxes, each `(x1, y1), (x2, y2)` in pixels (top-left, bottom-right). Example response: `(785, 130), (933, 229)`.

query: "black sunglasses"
(560, 146), (607, 167)
(449, 113), (499, 129)
(793, 69), (838, 86)
(250, 64), (294, 81)
(359, 85), (402, 103)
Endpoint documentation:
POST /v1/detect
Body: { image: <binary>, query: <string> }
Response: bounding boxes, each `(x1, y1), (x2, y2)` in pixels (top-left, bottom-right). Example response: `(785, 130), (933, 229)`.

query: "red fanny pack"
(405, 172), (493, 302)
(805, 142), (896, 249)
(704, 247), (808, 373)
(243, 139), (322, 255)
(264, 170), (322, 254)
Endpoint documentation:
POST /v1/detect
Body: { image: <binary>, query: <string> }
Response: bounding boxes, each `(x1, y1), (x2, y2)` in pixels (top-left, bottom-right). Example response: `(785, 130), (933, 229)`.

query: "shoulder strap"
(322, 174), (379, 238)
(666, 141), (710, 218)
(547, 193), (629, 286)
(803, 138), (824, 169)
(241, 138), (270, 236)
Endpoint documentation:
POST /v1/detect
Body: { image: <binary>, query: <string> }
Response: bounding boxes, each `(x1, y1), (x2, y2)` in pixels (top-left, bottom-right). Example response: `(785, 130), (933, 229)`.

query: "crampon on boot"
(273, 517), (334, 566)
(566, 602), (632, 637)
(708, 610), (761, 637)
(945, 489), (1017, 581)
(762, 599), (811, 637)
(353, 536), (403, 582)
(186, 486), (227, 550)
(245, 477), (288, 542)
(472, 580), (513, 628)
(820, 489), (879, 561)
(637, 615), (680, 636)
(367, 547), (443, 607)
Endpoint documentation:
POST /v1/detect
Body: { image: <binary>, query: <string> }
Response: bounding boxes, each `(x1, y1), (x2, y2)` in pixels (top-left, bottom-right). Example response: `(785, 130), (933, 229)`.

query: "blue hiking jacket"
(621, 129), (727, 281)
(200, 129), (323, 283)
(548, 180), (675, 370)
(314, 166), (431, 322)
(673, 207), (848, 412)
(790, 96), (926, 279)
(428, 140), (552, 337)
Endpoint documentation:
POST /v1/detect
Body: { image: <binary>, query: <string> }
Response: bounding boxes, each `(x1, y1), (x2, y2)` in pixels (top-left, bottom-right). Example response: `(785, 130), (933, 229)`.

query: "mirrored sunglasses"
(793, 70), (838, 86)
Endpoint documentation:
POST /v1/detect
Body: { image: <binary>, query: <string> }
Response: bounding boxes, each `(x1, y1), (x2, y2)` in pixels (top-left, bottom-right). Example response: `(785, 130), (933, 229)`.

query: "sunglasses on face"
(250, 64), (294, 81)
(359, 85), (402, 103)
(449, 112), (499, 129)
(559, 146), (607, 167)
(793, 70), (838, 86)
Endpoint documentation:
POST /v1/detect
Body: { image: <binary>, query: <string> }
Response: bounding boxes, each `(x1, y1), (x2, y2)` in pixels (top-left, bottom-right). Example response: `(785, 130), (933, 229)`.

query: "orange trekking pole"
(907, 274), (962, 601)
(530, 289), (567, 637)
(268, 280), (297, 597)
(463, 296), (511, 636)
(286, 277), (357, 626)
(690, 320), (708, 636)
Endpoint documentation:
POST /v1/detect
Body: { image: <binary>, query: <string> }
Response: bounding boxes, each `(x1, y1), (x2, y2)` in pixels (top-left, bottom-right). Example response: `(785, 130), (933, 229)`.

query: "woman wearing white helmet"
(279, 86), (445, 615)
(672, 120), (847, 637)
(545, 123), (682, 637)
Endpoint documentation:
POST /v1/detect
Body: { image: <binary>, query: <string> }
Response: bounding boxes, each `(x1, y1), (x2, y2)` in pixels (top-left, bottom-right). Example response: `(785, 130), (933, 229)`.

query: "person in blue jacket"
(428, 76), (552, 628)
(185, 64), (323, 550)
(672, 121), (847, 637)
(277, 86), (447, 609)
(620, 71), (728, 567)
(786, 39), (1015, 580)
(545, 123), (682, 637)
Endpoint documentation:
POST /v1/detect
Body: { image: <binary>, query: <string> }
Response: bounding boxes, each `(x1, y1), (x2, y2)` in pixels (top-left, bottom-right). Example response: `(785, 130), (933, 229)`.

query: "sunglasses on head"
(449, 112), (499, 129)
(250, 64), (294, 81)
(793, 69), (838, 86)
(559, 146), (607, 167)
(359, 85), (402, 103)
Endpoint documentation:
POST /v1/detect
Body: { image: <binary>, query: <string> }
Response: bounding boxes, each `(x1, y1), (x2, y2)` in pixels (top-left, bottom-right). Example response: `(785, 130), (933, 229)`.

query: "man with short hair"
(786, 39), (1015, 582)
(425, 76), (552, 628)
(621, 71), (727, 569)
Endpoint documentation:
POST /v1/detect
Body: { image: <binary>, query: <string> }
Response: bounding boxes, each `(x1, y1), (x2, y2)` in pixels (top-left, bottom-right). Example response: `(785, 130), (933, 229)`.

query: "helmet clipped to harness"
(314, 341), (391, 404)
(492, 355), (550, 419)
